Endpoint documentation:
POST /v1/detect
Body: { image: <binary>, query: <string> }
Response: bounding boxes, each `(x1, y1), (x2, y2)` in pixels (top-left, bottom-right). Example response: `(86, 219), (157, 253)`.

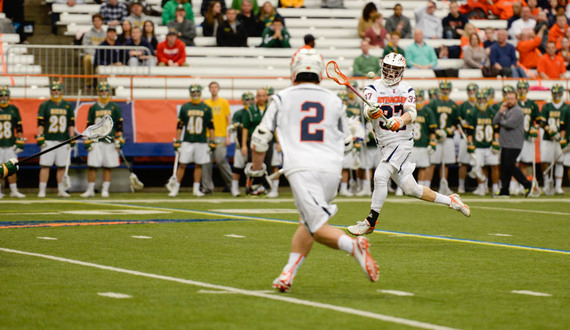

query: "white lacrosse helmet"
(290, 48), (324, 82)
(381, 52), (406, 86)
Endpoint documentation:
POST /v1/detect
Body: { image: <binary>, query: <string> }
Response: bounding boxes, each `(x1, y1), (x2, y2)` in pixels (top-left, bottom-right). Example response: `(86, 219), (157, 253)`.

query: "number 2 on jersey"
(300, 102), (324, 142)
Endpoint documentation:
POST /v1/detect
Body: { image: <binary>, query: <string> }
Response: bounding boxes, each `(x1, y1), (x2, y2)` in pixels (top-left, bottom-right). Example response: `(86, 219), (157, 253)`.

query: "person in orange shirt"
(517, 24), (547, 69)
(490, 0), (528, 20)
(548, 14), (568, 49)
(537, 41), (566, 78)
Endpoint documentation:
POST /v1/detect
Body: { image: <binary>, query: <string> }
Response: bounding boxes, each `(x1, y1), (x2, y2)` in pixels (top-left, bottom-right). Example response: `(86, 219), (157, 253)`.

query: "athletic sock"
(272, 179), (280, 190)
(9, 183), (18, 192)
(340, 182), (348, 192)
(555, 178), (562, 190)
(39, 182), (47, 194)
(492, 183), (499, 193)
(87, 182), (95, 191)
(282, 252), (305, 277)
(434, 193), (452, 205)
(458, 179), (465, 190)
(102, 181), (110, 193)
(0, 183), (3, 195)
(337, 234), (354, 254)
(509, 180), (517, 191)
(57, 182), (65, 192)
(231, 179), (239, 190)
(192, 182), (200, 191)
(365, 209), (379, 227)
(361, 179), (371, 191)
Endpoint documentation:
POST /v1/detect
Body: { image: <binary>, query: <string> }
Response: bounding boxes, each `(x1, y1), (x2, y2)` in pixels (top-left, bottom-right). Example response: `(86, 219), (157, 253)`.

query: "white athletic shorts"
(377, 140), (413, 172)
(39, 140), (70, 167)
(179, 142), (210, 165)
(287, 170), (340, 234)
(429, 138), (455, 164)
(473, 148), (499, 167)
(0, 147), (17, 163)
(87, 142), (119, 168)
(457, 138), (471, 164)
(563, 149), (570, 166)
(342, 151), (358, 169)
(517, 140), (535, 163)
(233, 148), (247, 169)
(410, 147), (431, 168)
(540, 140), (563, 164)
(271, 143), (282, 167)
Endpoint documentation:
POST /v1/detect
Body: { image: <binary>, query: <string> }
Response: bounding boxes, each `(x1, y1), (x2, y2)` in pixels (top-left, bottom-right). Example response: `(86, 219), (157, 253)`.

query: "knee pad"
(373, 162), (393, 186)
(400, 175), (423, 198)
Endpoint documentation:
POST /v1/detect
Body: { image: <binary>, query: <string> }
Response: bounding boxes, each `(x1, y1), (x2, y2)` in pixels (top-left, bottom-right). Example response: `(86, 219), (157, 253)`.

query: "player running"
(347, 53), (470, 236)
(36, 81), (76, 198)
(0, 86), (25, 198)
(245, 49), (379, 292)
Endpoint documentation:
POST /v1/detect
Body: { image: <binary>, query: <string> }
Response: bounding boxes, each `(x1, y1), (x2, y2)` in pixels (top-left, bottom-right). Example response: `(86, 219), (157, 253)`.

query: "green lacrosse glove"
(84, 139), (94, 151)
(70, 138), (76, 147)
(491, 141), (501, 154)
(549, 129), (561, 141)
(353, 138), (362, 152)
(467, 142), (476, 153)
(528, 128), (538, 141)
(114, 136), (125, 149)
(445, 127), (454, 136)
(36, 134), (45, 147)
(560, 139), (568, 149)
(428, 139), (437, 154)
(208, 140), (217, 153)
(173, 139), (181, 151)
(1, 158), (18, 179)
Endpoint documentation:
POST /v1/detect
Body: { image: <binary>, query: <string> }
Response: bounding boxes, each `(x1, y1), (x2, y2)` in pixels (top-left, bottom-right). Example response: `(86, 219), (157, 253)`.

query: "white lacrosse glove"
(366, 103), (384, 120)
(436, 129), (447, 142)
(244, 163), (272, 195)
(385, 117), (404, 131)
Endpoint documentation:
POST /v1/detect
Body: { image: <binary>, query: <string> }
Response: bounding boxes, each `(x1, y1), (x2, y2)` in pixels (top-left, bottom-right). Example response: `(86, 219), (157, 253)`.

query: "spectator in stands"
(385, 3), (412, 39)
(163, 0), (194, 25)
(232, 0), (259, 15)
(357, 2), (377, 39)
(216, 8), (248, 46)
(238, 0), (263, 37)
(463, 33), (488, 69)
(459, 23), (480, 56)
(117, 20), (133, 45)
(537, 40), (567, 77)
(126, 0), (148, 28)
(549, 14), (568, 49)
(82, 14), (106, 86)
(94, 27), (125, 67)
(383, 31), (405, 57)
(442, 0), (468, 39)
(292, 34), (315, 58)
(52, 0), (85, 35)
(517, 24), (547, 69)
(405, 29), (438, 69)
(484, 27), (496, 49)
(168, 5), (197, 46)
(100, 0), (129, 27)
(527, 0), (540, 19)
(509, 6), (536, 40)
(415, 1), (443, 39)
(127, 0), (155, 16)
(260, 17), (290, 47)
(534, 10), (549, 50)
(558, 37), (570, 68)
(545, 0), (560, 26)
(201, 0), (227, 17)
(202, 1), (225, 36)
(364, 13), (389, 48)
(352, 40), (381, 77)
(259, 1), (283, 29)
(126, 26), (156, 66)
(143, 20), (159, 50)
(156, 28), (188, 66)
(489, 29), (526, 77)
(504, 1), (523, 30)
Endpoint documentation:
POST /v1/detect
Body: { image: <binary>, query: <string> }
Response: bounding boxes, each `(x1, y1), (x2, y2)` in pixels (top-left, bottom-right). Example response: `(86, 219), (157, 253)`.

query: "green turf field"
(1, 192), (569, 329)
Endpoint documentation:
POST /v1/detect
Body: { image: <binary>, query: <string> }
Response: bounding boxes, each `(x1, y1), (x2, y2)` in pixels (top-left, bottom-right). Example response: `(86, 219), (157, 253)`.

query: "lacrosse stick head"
(83, 115), (113, 141)
(166, 175), (177, 192)
(326, 61), (350, 86)
(130, 173), (144, 191)
(62, 174), (72, 191)
(291, 48), (324, 83)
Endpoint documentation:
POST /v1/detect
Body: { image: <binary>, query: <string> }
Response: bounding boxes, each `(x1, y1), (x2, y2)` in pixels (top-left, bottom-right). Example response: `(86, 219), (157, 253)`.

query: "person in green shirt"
(456, 83), (478, 194)
(36, 81), (76, 198)
(169, 84), (215, 197)
(162, 0), (194, 25)
(260, 17), (290, 48)
(352, 40), (381, 77)
(0, 86), (25, 198)
(231, 0), (259, 15)
(410, 89), (437, 190)
(382, 31), (405, 58)
(81, 81), (124, 198)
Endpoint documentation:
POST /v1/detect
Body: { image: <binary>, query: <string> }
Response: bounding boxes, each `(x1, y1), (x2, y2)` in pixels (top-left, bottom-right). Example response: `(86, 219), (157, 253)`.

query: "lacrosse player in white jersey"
(347, 52), (470, 236)
(245, 49), (379, 292)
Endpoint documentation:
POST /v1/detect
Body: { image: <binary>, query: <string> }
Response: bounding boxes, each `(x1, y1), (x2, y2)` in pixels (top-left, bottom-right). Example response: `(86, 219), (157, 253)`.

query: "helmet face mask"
(476, 91), (487, 111)
(439, 80), (452, 100)
(0, 86), (10, 107)
(189, 84), (202, 101)
(50, 81), (64, 103)
(415, 88), (425, 108)
(381, 53), (406, 86)
(241, 92), (254, 107)
(516, 80), (529, 99)
(551, 84), (564, 102)
(467, 83), (478, 102)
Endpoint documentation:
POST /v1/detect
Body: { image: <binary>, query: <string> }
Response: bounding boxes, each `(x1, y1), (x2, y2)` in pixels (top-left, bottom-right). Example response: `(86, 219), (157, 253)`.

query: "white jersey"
(261, 83), (348, 175)
(364, 79), (416, 147)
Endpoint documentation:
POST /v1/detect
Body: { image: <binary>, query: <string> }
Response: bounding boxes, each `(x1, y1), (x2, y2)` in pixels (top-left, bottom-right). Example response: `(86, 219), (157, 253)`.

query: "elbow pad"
(115, 119), (123, 133)
(16, 123), (23, 134)
(250, 123), (273, 152)
(404, 105), (417, 123)
(177, 120), (184, 129)
(38, 117), (45, 127)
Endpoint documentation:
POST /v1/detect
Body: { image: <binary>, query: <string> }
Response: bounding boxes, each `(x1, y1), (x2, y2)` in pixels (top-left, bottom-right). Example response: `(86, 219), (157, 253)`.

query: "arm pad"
(177, 120), (184, 129)
(16, 123), (23, 134)
(250, 123), (273, 152)
(115, 119), (123, 133)
(38, 117), (45, 127)
(403, 105), (417, 122)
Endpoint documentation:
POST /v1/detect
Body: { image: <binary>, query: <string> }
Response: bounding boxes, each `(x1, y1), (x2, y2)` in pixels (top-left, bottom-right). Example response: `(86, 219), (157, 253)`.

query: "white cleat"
(449, 194), (470, 217)
(266, 190), (278, 198)
(101, 190), (109, 198)
(10, 191), (25, 198)
(57, 191), (71, 198)
(395, 187), (403, 196)
(439, 180), (453, 195)
(80, 190), (95, 198)
(38, 191), (46, 198)
(0, 192), (4, 199)
(347, 219), (375, 236)
(457, 187), (466, 194)
(272, 270), (294, 293)
(356, 187), (372, 196)
(352, 236), (379, 282)
(231, 187), (241, 197)
(168, 190), (178, 197)
(472, 186), (486, 196)
(339, 189), (354, 197)
(193, 189), (205, 197)
(555, 187), (564, 195)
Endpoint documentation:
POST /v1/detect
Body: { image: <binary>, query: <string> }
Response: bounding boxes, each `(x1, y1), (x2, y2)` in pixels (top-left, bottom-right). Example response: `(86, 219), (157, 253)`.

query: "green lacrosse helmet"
(428, 87), (439, 97)
(264, 85), (274, 96)
(350, 81), (359, 88)
(551, 84), (564, 94)
(241, 92), (254, 102)
(189, 83), (202, 93)
(0, 86), (10, 96)
(516, 79), (529, 90)
(97, 81), (111, 91)
(466, 83), (479, 92)
(502, 85), (515, 94)
(414, 88), (425, 98)
(439, 80), (452, 90)
(484, 87), (495, 97)
(50, 80), (63, 90)
(337, 92), (348, 101)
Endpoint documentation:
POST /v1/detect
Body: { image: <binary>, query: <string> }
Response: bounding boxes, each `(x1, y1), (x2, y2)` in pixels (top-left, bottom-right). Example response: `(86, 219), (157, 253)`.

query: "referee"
(493, 87), (533, 197)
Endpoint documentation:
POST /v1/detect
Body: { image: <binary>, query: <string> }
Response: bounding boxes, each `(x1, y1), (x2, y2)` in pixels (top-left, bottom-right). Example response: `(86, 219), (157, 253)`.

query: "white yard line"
(210, 209), (299, 214)
(131, 236), (152, 239)
(472, 206), (570, 216)
(224, 234), (246, 238)
(378, 290), (415, 297)
(511, 290), (552, 297)
(98, 292), (132, 299)
(37, 237), (58, 240)
(489, 233), (513, 237)
(0, 247), (458, 330)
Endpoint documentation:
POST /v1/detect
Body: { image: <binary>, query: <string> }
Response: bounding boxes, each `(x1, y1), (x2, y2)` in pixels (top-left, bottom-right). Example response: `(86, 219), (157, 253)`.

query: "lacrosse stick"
(541, 145), (566, 195)
(16, 115), (113, 165)
(166, 151), (179, 192)
(326, 61), (387, 122)
(119, 149), (144, 192)
(457, 125), (485, 181)
(61, 89), (82, 191)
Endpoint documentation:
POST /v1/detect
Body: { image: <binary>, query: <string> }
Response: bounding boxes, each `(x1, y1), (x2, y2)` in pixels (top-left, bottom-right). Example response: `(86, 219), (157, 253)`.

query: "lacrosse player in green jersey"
(465, 91), (500, 196)
(426, 80), (459, 195)
(485, 87), (497, 111)
(562, 97), (570, 184)
(514, 80), (540, 194)
(36, 81), (76, 198)
(410, 89), (437, 189)
(81, 82), (124, 198)
(0, 86), (25, 198)
(169, 84), (215, 197)
(538, 84), (568, 194)
(456, 83), (479, 194)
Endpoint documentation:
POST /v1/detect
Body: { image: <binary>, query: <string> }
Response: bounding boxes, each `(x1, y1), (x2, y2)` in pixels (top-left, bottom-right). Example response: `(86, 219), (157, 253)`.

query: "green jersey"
(0, 105), (21, 147)
(412, 107), (437, 147)
(242, 105), (262, 137)
(179, 102), (213, 143)
(87, 102), (123, 143)
(540, 102), (569, 141)
(466, 108), (497, 149)
(232, 108), (247, 145)
(518, 99), (539, 138)
(458, 101), (476, 126)
(38, 100), (75, 141)
(346, 100), (362, 119)
(426, 98), (458, 135)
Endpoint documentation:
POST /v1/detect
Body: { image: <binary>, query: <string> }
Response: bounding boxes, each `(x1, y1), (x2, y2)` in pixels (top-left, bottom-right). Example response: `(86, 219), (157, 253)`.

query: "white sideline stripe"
(98, 292), (132, 299)
(511, 290), (552, 297)
(0, 247), (458, 330)
(131, 235), (152, 239)
(379, 290), (415, 297)
(1, 212), (60, 215)
(489, 233), (513, 237)
(37, 237), (58, 240)
(198, 289), (275, 294)
(211, 208), (299, 214)
(473, 206), (570, 216)
(224, 234), (245, 238)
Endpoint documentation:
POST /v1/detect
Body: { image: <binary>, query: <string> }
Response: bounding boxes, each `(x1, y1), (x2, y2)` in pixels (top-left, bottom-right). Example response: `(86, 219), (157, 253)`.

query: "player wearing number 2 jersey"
(347, 52), (470, 237)
(36, 81), (76, 198)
